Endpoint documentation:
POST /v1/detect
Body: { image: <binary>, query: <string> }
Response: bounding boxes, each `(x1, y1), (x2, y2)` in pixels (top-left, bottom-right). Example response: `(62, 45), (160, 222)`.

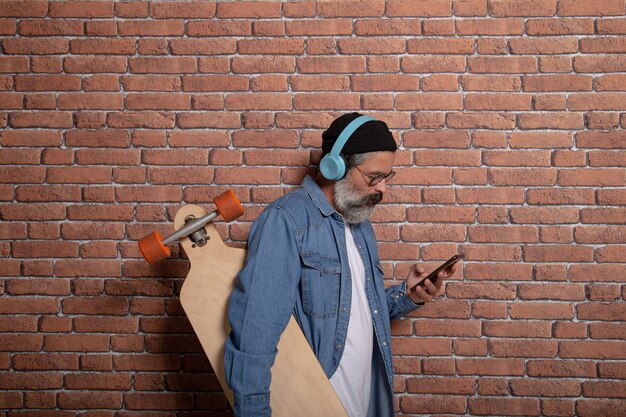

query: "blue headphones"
(319, 115), (376, 180)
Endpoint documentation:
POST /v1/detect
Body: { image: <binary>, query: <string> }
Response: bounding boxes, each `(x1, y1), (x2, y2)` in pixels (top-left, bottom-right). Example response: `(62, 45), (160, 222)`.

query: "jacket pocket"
(300, 251), (341, 319)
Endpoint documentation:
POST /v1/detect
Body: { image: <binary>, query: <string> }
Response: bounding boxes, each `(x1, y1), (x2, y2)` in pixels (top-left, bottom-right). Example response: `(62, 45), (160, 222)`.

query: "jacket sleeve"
(385, 280), (422, 321)
(223, 206), (301, 417)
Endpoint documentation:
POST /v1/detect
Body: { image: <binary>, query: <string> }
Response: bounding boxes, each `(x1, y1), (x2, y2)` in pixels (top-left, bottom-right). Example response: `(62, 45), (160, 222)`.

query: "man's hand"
(406, 262), (457, 304)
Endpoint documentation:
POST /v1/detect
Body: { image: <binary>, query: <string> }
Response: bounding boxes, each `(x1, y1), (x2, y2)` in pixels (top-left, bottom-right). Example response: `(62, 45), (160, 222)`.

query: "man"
(224, 112), (457, 417)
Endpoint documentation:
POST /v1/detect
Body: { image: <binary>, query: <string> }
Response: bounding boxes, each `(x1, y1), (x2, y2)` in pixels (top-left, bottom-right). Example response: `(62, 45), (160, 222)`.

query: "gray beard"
(334, 175), (383, 225)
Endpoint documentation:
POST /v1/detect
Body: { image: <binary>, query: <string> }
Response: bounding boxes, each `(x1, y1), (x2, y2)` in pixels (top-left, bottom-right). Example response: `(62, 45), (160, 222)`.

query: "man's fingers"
(413, 285), (433, 303)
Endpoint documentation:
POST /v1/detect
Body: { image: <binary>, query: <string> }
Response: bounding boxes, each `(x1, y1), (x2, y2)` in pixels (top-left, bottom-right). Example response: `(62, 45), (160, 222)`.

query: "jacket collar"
(302, 175), (337, 217)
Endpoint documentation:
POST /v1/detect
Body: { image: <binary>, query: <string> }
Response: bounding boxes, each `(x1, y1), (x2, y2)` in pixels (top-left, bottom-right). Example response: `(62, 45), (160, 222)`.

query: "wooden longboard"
(176, 205), (348, 416)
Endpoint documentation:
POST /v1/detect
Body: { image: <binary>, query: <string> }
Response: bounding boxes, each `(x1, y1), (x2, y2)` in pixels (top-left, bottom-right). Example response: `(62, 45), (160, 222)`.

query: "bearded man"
(224, 113), (455, 417)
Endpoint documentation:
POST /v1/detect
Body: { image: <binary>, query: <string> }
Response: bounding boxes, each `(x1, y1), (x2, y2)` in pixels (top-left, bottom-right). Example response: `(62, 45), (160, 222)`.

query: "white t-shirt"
(330, 225), (374, 417)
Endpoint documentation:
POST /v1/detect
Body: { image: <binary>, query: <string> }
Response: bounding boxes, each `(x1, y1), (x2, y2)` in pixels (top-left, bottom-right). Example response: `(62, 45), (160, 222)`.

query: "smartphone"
(409, 254), (464, 292)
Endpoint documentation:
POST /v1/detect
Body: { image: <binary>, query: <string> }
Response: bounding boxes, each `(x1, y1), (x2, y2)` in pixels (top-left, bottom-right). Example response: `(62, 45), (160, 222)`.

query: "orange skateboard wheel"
(214, 189), (244, 222)
(138, 231), (171, 264)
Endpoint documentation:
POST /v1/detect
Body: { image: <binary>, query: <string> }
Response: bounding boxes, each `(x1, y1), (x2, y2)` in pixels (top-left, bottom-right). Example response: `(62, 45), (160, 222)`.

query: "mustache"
(346, 192), (382, 209)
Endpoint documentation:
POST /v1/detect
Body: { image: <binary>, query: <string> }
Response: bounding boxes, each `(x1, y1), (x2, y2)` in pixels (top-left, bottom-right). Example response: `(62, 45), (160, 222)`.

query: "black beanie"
(321, 112), (397, 155)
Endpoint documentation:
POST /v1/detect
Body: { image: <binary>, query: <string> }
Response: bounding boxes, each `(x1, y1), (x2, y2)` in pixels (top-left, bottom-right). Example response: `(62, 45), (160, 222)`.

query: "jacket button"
(373, 309), (378, 314)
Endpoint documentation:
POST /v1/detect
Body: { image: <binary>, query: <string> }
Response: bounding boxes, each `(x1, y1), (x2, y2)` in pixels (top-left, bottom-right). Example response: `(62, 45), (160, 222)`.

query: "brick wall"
(1, 0), (626, 415)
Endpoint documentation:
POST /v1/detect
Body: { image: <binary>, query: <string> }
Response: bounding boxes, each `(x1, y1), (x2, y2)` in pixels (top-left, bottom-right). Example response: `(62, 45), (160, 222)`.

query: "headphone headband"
(326, 115), (376, 158)
(319, 115), (377, 181)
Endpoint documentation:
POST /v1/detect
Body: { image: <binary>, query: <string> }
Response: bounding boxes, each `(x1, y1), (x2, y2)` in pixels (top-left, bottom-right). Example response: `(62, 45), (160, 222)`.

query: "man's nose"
(373, 178), (387, 194)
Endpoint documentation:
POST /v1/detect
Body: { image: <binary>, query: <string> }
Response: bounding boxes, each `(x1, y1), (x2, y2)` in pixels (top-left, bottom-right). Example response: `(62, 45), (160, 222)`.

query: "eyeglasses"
(353, 165), (396, 186)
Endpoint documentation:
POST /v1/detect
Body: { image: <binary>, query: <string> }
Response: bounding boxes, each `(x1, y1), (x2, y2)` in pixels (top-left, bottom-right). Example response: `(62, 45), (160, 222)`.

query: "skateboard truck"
(138, 189), (244, 264)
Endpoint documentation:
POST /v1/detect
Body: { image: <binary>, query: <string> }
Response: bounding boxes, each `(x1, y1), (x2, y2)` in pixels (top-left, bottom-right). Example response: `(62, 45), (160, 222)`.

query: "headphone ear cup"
(319, 154), (347, 181)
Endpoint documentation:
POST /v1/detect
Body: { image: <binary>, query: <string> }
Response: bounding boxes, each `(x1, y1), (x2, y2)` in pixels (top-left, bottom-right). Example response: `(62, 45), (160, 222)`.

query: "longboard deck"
(176, 205), (348, 416)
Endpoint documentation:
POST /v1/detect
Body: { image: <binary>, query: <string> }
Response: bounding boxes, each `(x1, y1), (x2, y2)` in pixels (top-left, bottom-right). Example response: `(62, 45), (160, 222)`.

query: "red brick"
(511, 206), (579, 224)
(0, 56), (29, 73)
(228, 92), (292, 110)
(526, 17), (594, 34)
(457, 18), (524, 34)
(55, 260), (121, 278)
(574, 55), (626, 72)
(126, 93), (190, 110)
(23, 391), (57, 409)
(468, 56), (537, 73)
(7, 278), (70, 295)
(142, 148), (208, 165)
(113, 354), (180, 371)
(578, 400), (626, 417)
(351, 74), (419, 91)
(283, 1), (315, 17)
(0, 92), (23, 109)
(510, 37), (579, 54)
(129, 57), (196, 74)
(490, 338), (559, 358)
(447, 112), (516, 129)
(13, 353), (78, 370)
(177, 112), (240, 129)
(509, 131), (572, 148)
(150, 1), (215, 18)
(115, 185), (182, 202)
(187, 20), (251, 37)
(107, 112), (176, 129)
(397, 93), (463, 110)
(407, 38), (474, 54)
(190, 84), (229, 102)
(252, 20), (285, 37)
(522, 74), (591, 91)
(216, 1), (281, 18)
(64, 372), (131, 390)
(74, 316), (139, 334)
(0, 297), (58, 314)
(489, 0), (556, 16)
(402, 55), (466, 73)
(58, 391), (122, 409)
(63, 56), (126, 73)
(386, 0), (452, 16)
(237, 38), (304, 55)
(44, 334), (110, 352)
(0, 0), (48, 17)
(578, 302), (626, 322)
(457, 187), (524, 204)
(518, 112), (584, 129)
(118, 20), (183, 36)
(61, 222), (125, 240)
(181, 75), (247, 92)
(597, 18), (626, 34)
(46, 167), (112, 184)
(576, 130), (626, 149)
(0, 372), (63, 389)
(65, 129), (131, 148)
(559, 169), (626, 186)
(83, 74), (122, 91)
(465, 262), (532, 280)
(354, 18), (421, 35)
(338, 37), (406, 54)
(67, 205), (133, 221)
(147, 167), (215, 185)
(457, 358), (525, 375)
(115, 1), (148, 17)
(423, 19), (455, 35)
(85, 19), (117, 36)
(558, 0), (625, 16)
(297, 56), (365, 74)
(569, 93), (626, 110)
(559, 340), (626, 359)
(3, 38), (68, 55)
(58, 93), (123, 110)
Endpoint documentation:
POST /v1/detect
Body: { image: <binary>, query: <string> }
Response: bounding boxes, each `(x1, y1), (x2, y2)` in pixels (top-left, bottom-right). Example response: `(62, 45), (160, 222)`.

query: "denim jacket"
(224, 176), (420, 417)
